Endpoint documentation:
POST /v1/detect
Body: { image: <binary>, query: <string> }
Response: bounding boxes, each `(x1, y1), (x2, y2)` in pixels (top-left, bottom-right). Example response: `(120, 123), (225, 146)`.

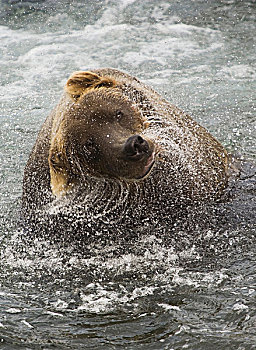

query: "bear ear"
(65, 71), (116, 99)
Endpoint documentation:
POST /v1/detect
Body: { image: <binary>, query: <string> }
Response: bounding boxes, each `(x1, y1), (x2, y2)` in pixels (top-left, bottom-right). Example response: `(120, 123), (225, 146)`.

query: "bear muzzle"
(122, 135), (156, 179)
(123, 135), (150, 161)
(136, 151), (156, 179)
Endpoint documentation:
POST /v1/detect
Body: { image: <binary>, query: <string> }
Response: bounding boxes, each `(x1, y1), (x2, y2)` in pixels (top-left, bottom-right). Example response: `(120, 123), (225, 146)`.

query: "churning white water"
(0, 1), (255, 349)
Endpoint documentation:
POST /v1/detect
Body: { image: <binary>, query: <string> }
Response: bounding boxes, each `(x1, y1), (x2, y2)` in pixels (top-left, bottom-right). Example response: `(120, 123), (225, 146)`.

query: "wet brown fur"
(22, 68), (231, 215)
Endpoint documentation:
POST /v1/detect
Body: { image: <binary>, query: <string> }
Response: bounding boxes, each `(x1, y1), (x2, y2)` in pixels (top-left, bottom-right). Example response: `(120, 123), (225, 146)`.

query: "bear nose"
(123, 135), (149, 160)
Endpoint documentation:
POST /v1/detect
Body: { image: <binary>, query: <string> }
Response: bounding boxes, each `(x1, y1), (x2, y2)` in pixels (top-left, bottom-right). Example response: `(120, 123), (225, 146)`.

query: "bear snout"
(123, 135), (150, 161)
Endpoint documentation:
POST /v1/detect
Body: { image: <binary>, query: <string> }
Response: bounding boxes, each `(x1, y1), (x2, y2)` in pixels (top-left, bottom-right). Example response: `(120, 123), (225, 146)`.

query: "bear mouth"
(136, 152), (156, 180)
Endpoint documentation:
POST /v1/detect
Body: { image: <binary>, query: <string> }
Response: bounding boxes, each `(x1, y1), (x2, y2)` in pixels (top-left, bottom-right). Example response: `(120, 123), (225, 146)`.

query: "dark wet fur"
(20, 160), (256, 264)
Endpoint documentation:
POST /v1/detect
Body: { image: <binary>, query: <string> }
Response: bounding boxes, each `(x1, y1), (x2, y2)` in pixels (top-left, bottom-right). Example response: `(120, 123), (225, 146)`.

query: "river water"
(0, 0), (255, 349)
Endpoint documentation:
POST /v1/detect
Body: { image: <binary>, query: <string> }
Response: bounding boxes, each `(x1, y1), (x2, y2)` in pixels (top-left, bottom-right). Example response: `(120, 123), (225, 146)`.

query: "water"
(0, 0), (255, 349)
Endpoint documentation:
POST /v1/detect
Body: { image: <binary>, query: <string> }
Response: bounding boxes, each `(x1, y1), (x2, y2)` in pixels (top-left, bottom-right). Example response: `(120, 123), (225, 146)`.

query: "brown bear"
(22, 68), (233, 240)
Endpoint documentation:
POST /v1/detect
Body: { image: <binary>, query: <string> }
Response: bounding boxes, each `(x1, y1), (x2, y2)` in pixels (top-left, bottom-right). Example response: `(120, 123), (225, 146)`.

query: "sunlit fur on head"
(65, 71), (116, 100)
(50, 76), (149, 197)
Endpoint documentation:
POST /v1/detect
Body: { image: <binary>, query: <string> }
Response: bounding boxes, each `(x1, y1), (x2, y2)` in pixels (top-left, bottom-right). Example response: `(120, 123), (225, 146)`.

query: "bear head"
(48, 71), (156, 197)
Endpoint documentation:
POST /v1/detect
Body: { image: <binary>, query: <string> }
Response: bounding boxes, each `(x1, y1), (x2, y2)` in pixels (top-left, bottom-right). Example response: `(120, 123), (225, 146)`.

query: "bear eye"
(116, 110), (123, 120)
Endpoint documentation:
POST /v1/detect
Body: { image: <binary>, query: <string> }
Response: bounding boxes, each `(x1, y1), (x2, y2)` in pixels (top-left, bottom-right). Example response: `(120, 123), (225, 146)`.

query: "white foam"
(218, 64), (256, 80)
(46, 311), (64, 317)
(52, 299), (69, 310)
(21, 320), (34, 329)
(6, 308), (22, 314)
(159, 303), (181, 312)
(233, 303), (249, 312)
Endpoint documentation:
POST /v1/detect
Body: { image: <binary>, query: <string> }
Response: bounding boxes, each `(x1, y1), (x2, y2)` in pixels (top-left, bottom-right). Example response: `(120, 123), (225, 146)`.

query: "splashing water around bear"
(21, 68), (238, 248)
